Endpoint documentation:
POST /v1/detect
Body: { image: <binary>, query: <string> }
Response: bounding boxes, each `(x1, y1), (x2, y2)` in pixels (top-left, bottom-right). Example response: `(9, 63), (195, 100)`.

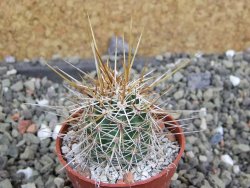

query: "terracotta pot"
(56, 115), (185, 188)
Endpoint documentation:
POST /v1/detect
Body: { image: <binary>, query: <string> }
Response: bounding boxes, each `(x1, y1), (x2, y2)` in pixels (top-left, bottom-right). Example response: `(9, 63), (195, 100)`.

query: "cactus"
(84, 93), (153, 169)
(47, 18), (189, 181)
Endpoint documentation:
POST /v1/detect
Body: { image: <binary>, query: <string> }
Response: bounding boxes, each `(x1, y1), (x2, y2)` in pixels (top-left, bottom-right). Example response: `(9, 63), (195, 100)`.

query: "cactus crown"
(47, 18), (188, 177)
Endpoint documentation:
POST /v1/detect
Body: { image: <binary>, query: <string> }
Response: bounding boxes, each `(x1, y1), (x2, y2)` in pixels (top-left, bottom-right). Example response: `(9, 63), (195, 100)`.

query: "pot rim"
(55, 115), (185, 187)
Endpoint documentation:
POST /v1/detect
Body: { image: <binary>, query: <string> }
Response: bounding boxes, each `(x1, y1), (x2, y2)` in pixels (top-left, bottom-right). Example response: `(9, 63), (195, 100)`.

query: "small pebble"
(123, 172), (134, 184)
(52, 125), (62, 140)
(221, 154), (234, 166)
(210, 133), (223, 145)
(18, 120), (32, 134)
(37, 124), (51, 140)
(200, 118), (207, 130)
(37, 99), (49, 106)
(6, 69), (17, 75)
(26, 124), (37, 134)
(0, 179), (13, 188)
(199, 155), (208, 162)
(199, 108), (207, 118)
(17, 167), (33, 180)
(11, 113), (20, 121)
(229, 75), (240, 86)
(21, 183), (36, 188)
(186, 151), (195, 158)
(215, 126), (224, 135)
(155, 55), (163, 61)
(5, 56), (15, 63)
(233, 165), (240, 174)
(142, 171), (149, 177)
(166, 133), (176, 142)
(11, 81), (24, 91)
(61, 146), (70, 154)
(54, 177), (64, 188)
(171, 173), (178, 181)
(225, 50), (235, 58)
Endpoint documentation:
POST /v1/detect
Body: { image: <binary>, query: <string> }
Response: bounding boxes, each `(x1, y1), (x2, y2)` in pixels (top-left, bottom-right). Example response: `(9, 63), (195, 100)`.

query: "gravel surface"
(62, 129), (179, 183)
(0, 49), (250, 188)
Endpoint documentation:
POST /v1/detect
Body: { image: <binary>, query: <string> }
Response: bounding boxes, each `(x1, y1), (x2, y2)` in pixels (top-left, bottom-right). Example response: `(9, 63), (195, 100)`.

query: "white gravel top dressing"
(61, 131), (179, 184)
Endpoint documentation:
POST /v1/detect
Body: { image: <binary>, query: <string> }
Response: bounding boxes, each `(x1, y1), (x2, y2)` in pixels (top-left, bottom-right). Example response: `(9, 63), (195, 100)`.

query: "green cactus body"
(82, 93), (153, 170)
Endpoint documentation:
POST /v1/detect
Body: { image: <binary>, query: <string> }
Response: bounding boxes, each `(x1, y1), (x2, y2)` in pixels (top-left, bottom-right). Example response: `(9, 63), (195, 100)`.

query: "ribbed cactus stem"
(71, 91), (161, 172)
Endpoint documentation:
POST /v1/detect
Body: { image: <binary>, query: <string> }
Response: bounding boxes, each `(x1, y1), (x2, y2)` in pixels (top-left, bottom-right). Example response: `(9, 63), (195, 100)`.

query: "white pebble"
(23, 58), (30, 62)
(134, 173), (140, 181)
(199, 155), (208, 162)
(229, 75), (240, 86)
(161, 137), (168, 143)
(155, 55), (163, 61)
(5, 55), (16, 63)
(221, 154), (234, 166)
(148, 161), (156, 168)
(37, 124), (51, 140)
(159, 158), (164, 162)
(72, 143), (80, 154)
(21, 183), (36, 188)
(6, 69), (17, 75)
(54, 177), (64, 188)
(226, 50), (235, 58)
(199, 108), (207, 118)
(171, 173), (178, 181)
(52, 54), (61, 60)
(112, 171), (118, 179)
(142, 171), (149, 177)
(37, 99), (49, 106)
(186, 151), (195, 158)
(194, 51), (203, 58)
(52, 125), (62, 140)
(200, 118), (207, 130)
(100, 174), (108, 182)
(233, 165), (240, 174)
(61, 146), (70, 154)
(145, 167), (152, 172)
(141, 176), (147, 180)
(166, 63), (175, 68)
(17, 167), (33, 180)
(215, 126), (224, 135)
(210, 60), (215, 66)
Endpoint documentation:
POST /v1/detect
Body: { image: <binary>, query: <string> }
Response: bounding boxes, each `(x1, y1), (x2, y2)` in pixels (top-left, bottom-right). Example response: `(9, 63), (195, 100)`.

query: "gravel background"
(0, 49), (250, 188)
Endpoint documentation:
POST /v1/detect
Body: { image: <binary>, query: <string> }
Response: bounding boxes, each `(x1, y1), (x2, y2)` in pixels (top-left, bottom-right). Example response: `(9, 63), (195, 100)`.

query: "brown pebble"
(26, 123), (37, 133)
(77, 166), (91, 178)
(166, 132), (176, 142)
(212, 167), (218, 174)
(18, 120), (32, 134)
(11, 113), (20, 121)
(123, 171), (134, 184)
